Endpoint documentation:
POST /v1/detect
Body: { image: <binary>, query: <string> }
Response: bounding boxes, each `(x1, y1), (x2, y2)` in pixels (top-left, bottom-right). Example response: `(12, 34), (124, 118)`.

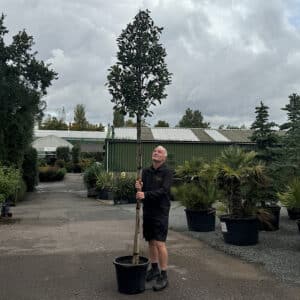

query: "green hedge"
(39, 166), (66, 182)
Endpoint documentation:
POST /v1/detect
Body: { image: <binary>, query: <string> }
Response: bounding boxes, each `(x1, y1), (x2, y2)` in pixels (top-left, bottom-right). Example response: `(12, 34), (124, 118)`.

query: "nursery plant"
(107, 9), (172, 294)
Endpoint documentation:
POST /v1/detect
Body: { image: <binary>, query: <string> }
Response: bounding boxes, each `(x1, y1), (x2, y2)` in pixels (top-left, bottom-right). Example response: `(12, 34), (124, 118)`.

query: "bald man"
(136, 145), (173, 291)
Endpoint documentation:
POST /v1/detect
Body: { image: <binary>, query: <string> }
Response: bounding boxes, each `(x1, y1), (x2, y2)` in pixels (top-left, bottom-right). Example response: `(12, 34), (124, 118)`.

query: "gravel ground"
(119, 202), (300, 285)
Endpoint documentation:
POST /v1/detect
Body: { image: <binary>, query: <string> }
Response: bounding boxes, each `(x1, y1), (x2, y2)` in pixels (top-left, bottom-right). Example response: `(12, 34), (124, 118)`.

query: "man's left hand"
(136, 191), (145, 200)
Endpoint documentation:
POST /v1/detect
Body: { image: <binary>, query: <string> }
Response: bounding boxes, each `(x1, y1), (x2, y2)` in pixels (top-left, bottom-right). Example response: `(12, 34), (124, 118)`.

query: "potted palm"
(83, 162), (104, 197)
(278, 177), (300, 220)
(95, 171), (114, 200)
(173, 160), (220, 232)
(215, 147), (267, 246)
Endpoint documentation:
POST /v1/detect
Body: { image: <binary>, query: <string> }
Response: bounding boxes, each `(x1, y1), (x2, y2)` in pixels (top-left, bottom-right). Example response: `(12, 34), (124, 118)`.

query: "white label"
(220, 222), (227, 232)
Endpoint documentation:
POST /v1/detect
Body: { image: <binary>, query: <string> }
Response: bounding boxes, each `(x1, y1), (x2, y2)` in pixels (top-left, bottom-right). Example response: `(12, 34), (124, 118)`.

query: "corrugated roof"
(191, 129), (214, 142)
(204, 129), (231, 142)
(219, 129), (253, 143)
(151, 128), (199, 141)
(34, 130), (106, 140)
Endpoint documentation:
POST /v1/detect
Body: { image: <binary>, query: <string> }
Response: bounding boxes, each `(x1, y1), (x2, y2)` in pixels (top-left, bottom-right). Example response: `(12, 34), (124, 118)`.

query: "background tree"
(279, 93), (300, 179)
(71, 104), (88, 130)
(107, 9), (172, 264)
(113, 109), (125, 127)
(177, 108), (210, 128)
(40, 115), (68, 130)
(0, 14), (57, 166)
(154, 120), (169, 127)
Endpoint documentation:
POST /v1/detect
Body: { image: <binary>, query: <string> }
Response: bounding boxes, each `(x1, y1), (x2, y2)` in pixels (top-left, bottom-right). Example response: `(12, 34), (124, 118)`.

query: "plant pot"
(287, 208), (300, 220)
(296, 219), (300, 234)
(113, 256), (149, 294)
(97, 189), (114, 200)
(258, 205), (281, 231)
(87, 187), (97, 197)
(185, 208), (216, 232)
(219, 215), (259, 246)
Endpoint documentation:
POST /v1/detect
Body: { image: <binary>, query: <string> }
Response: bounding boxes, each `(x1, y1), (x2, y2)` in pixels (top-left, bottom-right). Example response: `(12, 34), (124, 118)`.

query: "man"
(136, 145), (173, 291)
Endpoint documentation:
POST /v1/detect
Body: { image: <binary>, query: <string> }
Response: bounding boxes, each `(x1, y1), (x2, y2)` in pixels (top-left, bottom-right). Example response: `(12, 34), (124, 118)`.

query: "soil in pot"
(113, 256), (149, 294)
(220, 215), (259, 246)
(287, 208), (300, 220)
(258, 205), (281, 231)
(185, 208), (216, 232)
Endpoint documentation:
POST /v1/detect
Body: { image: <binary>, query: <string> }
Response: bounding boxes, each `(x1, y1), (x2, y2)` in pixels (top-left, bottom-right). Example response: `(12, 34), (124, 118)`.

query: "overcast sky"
(2, 0), (300, 128)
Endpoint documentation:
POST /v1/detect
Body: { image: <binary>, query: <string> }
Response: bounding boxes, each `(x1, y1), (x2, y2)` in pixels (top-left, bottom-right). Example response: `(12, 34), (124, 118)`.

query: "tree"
(0, 14), (57, 166)
(250, 101), (278, 159)
(71, 104), (88, 130)
(154, 120), (169, 127)
(106, 9), (172, 264)
(113, 109), (125, 127)
(279, 93), (300, 178)
(40, 115), (68, 130)
(177, 108), (210, 128)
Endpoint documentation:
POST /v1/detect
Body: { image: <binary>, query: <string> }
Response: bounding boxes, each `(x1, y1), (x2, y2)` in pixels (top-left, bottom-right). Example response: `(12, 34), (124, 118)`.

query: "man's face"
(152, 147), (166, 163)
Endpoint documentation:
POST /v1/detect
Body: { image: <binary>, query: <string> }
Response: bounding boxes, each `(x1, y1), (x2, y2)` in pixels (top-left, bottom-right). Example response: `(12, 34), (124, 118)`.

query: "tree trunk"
(132, 113), (142, 264)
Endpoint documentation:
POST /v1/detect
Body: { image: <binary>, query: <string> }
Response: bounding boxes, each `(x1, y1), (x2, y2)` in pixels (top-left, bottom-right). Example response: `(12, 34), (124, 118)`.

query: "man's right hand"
(135, 180), (143, 191)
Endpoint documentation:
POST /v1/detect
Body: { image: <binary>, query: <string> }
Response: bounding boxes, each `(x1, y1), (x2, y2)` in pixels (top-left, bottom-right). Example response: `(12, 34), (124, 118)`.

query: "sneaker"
(146, 268), (160, 282)
(153, 274), (168, 291)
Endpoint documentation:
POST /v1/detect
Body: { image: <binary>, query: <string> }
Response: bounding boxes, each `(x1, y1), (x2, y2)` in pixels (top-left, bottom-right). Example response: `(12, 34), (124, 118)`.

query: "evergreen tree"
(177, 108), (210, 128)
(72, 104), (88, 130)
(40, 115), (68, 130)
(0, 14), (57, 166)
(250, 101), (278, 162)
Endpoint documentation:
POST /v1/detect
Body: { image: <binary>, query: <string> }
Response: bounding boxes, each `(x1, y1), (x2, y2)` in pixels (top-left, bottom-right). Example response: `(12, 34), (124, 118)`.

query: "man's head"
(152, 145), (168, 164)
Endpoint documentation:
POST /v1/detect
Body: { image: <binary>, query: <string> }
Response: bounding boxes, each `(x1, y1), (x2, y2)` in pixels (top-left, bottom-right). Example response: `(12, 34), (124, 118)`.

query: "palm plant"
(278, 177), (300, 209)
(215, 147), (266, 217)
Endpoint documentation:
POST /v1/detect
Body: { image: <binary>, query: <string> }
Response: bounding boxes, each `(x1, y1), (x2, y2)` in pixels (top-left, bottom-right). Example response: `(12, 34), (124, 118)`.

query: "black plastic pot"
(97, 189), (114, 200)
(287, 208), (300, 220)
(296, 219), (300, 234)
(258, 205), (281, 231)
(185, 208), (216, 232)
(113, 256), (149, 294)
(219, 215), (259, 246)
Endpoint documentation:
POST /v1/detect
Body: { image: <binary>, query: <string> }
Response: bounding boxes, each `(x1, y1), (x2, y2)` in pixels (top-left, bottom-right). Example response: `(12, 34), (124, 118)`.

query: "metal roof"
(32, 135), (73, 151)
(204, 129), (231, 142)
(34, 129), (106, 140)
(151, 128), (199, 141)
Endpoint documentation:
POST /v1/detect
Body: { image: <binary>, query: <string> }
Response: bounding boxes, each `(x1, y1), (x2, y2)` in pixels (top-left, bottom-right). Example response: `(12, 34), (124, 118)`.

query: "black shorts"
(143, 217), (169, 242)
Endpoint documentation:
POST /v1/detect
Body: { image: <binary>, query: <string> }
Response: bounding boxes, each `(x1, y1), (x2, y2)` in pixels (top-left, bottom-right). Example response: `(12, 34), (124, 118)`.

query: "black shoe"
(153, 274), (168, 291)
(146, 268), (160, 282)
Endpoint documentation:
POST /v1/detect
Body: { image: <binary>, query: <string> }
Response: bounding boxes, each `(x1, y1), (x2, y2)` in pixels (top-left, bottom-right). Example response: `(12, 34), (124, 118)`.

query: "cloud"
(2, 0), (300, 128)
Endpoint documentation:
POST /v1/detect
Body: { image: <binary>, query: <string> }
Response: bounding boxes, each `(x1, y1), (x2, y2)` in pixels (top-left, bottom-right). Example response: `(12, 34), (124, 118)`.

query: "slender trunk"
(132, 113), (142, 264)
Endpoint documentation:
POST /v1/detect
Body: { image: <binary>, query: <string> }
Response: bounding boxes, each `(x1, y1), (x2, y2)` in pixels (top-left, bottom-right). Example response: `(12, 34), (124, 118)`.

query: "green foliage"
(113, 109), (125, 127)
(177, 108), (210, 128)
(95, 172), (114, 191)
(22, 147), (38, 192)
(38, 166), (66, 182)
(56, 147), (70, 162)
(215, 146), (266, 217)
(40, 116), (68, 130)
(0, 165), (21, 203)
(72, 104), (88, 130)
(83, 162), (105, 189)
(114, 172), (136, 201)
(154, 120), (169, 127)
(173, 160), (220, 210)
(0, 14), (57, 166)
(107, 9), (172, 119)
(72, 144), (81, 164)
(278, 177), (300, 209)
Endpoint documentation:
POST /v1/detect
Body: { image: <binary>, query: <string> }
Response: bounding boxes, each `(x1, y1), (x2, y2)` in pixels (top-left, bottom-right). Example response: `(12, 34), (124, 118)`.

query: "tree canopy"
(154, 120), (169, 127)
(177, 108), (210, 128)
(0, 14), (57, 166)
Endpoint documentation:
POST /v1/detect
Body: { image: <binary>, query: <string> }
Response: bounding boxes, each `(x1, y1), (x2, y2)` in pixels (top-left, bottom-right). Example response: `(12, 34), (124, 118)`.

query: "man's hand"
(135, 180), (143, 191)
(136, 191), (145, 200)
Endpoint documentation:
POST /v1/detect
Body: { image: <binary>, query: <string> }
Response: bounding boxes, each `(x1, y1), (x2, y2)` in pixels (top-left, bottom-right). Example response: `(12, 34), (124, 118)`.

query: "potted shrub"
(114, 172), (136, 204)
(83, 162), (104, 197)
(173, 160), (220, 232)
(96, 171), (114, 200)
(215, 147), (267, 246)
(278, 177), (300, 220)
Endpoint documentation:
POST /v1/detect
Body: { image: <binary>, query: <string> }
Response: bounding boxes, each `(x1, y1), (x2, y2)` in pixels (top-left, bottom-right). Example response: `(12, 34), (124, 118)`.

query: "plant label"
(220, 222), (227, 232)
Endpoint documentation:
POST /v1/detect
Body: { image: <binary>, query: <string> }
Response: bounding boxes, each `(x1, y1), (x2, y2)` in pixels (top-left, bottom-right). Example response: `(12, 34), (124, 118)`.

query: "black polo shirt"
(142, 163), (173, 219)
